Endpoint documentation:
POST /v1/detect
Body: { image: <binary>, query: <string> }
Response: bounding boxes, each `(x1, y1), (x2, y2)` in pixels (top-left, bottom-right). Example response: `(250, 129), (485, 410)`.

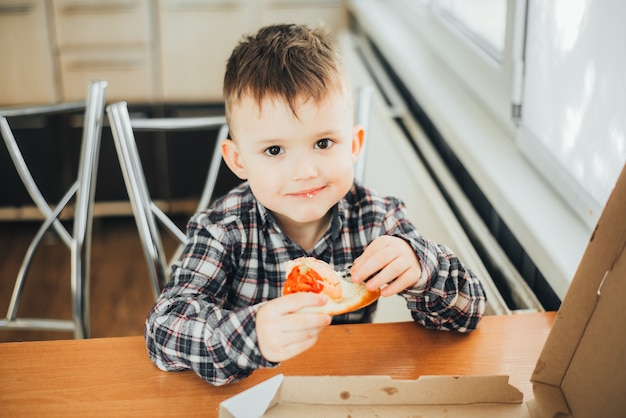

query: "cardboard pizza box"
(220, 164), (626, 417)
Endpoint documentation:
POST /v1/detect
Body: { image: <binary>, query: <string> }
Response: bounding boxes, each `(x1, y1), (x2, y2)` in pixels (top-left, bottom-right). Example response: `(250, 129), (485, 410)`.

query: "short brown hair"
(223, 24), (346, 122)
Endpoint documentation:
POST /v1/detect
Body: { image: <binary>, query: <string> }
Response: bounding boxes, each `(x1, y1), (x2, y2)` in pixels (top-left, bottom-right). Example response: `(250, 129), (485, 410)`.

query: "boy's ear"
(221, 139), (248, 180)
(351, 125), (365, 163)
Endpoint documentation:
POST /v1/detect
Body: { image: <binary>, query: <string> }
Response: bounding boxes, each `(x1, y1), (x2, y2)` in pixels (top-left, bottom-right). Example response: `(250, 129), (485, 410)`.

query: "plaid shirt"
(145, 182), (486, 385)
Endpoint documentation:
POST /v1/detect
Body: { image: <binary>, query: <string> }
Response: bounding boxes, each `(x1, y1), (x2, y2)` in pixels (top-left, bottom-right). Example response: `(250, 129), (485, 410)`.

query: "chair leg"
(6, 184), (78, 321)
(71, 80), (107, 338)
(0, 80), (106, 339)
(0, 117), (73, 246)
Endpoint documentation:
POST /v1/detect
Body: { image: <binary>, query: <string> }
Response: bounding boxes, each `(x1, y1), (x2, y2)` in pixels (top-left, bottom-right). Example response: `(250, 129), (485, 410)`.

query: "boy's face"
(222, 89), (363, 231)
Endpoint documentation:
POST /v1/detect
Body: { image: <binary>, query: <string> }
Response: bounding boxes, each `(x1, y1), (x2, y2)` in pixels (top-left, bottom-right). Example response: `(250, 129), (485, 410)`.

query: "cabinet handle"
(0, 3), (34, 14)
(163, 0), (240, 11)
(68, 60), (141, 71)
(62, 1), (138, 14)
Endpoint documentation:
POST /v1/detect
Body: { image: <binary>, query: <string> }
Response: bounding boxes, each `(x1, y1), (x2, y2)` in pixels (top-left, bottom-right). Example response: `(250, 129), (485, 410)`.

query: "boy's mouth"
(290, 187), (325, 199)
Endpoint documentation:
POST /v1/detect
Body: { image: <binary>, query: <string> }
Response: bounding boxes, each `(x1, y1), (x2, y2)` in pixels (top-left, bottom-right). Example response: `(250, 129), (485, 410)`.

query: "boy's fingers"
(270, 333), (321, 362)
(257, 295), (330, 362)
(282, 323), (327, 345)
(279, 292), (328, 314)
(365, 258), (405, 289)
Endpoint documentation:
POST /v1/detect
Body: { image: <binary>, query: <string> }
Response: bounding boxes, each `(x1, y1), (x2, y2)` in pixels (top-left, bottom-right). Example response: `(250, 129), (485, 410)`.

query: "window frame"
(387, 0), (524, 136)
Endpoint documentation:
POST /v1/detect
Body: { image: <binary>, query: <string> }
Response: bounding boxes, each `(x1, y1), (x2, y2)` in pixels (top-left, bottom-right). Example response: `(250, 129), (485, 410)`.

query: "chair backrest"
(107, 85), (374, 299)
(0, 80), (107, 339)
(107, 102), (228, 298)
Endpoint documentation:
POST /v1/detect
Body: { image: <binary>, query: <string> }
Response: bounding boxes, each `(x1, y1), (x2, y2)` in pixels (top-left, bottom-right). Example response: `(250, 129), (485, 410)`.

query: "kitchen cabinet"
(158, 0), (347, 102)
(259, 0), (347, 32)
(0, 0), (347, 106)
(58, 46), (155, 102)
(157, 0), (253, 102)
(0, 1), (58, 106)
(51, 0), (156, 102)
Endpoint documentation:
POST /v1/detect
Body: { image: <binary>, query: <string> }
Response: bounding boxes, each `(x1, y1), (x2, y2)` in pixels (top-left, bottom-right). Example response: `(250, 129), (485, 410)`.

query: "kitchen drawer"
(0, 1), (58, 105)
(52, 0), (152, 47)
(158, 0), (252, 102)
(59, 47), (155, 102)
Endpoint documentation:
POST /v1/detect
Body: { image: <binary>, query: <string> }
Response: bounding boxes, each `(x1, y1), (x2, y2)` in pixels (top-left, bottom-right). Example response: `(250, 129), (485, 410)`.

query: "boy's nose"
(291, 158), (318, 180)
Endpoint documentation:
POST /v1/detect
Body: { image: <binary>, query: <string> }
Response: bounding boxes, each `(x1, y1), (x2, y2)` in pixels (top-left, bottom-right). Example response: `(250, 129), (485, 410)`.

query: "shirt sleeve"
(144, 215), (276, 386)
(383, 200), (487, 332)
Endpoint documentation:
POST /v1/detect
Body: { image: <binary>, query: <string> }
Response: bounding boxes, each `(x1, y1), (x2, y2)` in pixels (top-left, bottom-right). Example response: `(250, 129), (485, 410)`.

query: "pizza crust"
(299, 279), (380, 315)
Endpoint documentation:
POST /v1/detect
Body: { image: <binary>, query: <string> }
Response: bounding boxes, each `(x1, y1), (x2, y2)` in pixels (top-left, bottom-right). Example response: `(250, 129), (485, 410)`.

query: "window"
(386, 0), (524, 136)
(348, 0), (624, 297)
(385, 0), (626, 227)
(518, 0), (626, 227)
(435, 0), (508, 61)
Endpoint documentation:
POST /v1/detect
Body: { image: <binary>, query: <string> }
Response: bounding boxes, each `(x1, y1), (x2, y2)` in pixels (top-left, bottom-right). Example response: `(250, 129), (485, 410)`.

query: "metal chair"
(106, 86), (373, 299)
(107, 102), (228, 298)
(0, 80), (107, 339)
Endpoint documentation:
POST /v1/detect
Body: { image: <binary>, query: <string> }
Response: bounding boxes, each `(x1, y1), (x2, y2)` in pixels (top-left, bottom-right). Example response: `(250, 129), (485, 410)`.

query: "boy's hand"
(350, 235), (422, 297)
(256, 293), (331, 363)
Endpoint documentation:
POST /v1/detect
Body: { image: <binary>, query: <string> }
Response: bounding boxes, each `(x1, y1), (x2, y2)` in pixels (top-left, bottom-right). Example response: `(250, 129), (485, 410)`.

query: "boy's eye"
(315, 138), (333, 150)
(264, 145), (284, 156)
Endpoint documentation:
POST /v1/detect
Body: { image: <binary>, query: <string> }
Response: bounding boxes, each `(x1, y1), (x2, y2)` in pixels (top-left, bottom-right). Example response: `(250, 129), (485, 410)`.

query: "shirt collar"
(254, 197), (346, 243)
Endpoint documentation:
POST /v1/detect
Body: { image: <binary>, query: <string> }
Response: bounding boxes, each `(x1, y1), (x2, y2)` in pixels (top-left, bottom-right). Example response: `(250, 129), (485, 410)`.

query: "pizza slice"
(283, 257), (379, 315)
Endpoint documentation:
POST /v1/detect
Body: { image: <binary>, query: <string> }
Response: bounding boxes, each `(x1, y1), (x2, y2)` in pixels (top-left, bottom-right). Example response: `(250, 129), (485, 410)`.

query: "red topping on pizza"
(283, 257), (342, 301)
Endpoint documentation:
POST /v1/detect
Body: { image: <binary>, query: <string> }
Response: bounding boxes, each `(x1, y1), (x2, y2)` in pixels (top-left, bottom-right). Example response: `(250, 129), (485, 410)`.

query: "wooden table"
(0, 312), (555, 417)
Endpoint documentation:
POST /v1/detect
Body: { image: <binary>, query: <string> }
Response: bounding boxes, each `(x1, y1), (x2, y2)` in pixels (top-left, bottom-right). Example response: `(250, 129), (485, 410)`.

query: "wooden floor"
(0, 217), (179, 343)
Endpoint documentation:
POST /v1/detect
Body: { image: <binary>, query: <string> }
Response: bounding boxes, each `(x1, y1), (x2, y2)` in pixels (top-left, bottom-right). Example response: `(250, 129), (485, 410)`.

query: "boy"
(145, 24), (486, 386)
